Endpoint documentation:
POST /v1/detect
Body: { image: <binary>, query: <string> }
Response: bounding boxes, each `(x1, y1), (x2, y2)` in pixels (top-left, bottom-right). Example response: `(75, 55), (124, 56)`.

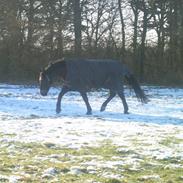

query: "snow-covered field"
(0, 84), (183, 182)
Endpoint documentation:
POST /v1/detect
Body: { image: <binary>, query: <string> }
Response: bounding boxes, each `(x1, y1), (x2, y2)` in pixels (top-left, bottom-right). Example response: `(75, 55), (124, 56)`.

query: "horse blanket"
(65, 59), (128, 91)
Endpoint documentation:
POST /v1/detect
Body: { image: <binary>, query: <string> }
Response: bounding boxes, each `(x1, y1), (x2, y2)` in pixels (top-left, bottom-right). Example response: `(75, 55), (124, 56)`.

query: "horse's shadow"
(97, 112), (183, 126)
(55, 103), (183, 126)
(7, 97), (180, 126)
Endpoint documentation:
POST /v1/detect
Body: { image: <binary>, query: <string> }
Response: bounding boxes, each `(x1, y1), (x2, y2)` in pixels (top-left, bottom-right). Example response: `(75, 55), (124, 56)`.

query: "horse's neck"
(46, 63), (66, 80)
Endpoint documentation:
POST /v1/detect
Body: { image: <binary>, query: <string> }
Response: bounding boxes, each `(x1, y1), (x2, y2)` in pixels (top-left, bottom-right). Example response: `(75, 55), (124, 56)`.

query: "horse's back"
(64, 58), (125, 90)
(66, 58), (123, 74)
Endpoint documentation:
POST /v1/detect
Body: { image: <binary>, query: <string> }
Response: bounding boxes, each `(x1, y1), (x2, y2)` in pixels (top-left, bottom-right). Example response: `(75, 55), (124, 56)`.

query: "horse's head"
(39, 70), (51, 96)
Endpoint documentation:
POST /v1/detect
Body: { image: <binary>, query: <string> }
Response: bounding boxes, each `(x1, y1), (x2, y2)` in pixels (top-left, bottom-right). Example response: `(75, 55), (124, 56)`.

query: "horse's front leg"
(80, 92), (92, 115)
(100, 90), (116, 112)
(56, 87), (69, 114)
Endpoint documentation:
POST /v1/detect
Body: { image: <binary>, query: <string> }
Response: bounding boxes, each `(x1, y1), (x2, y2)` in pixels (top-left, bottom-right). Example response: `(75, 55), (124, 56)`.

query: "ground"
(0, 84), (183, 183)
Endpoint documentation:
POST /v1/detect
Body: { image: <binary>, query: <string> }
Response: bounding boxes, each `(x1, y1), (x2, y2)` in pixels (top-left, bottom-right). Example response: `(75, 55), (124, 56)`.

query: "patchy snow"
(0, 83), (183, 181)
(0, 84), (183, 147)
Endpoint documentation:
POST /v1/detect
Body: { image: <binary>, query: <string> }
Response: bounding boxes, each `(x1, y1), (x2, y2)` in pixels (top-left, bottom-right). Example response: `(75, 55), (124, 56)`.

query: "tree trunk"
(118, 0), (126, 60)
(57, 1), (64, 58)
(131, 0), (139, 76)
(169, 0), (178, 68)
(157, 2), (165, 63)
(73, 0), (82, 57)
(139, 7), (148, 82)
(27, 0), (34, 48)
(180, 0), (183, 66)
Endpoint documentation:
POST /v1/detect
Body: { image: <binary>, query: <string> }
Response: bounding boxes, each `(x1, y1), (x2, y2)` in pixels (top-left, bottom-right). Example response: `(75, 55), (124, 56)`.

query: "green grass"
(159, 136), (183, 147)
(0, 133), (183, 183)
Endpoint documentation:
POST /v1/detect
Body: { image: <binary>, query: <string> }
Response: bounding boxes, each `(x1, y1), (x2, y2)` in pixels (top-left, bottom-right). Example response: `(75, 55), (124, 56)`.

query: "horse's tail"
(124, 69), (148, 103)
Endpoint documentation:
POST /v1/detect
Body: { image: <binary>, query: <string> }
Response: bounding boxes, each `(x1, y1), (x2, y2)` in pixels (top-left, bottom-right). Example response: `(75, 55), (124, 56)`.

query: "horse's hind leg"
(56, 87), (69, 114)
(117, 91), (129, 114)
(100, 90), (116, 112)
(80, 92), (92, 115)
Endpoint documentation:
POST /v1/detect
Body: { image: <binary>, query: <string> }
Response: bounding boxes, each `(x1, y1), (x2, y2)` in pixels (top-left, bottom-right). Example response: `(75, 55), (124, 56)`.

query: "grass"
(159, 136), (183, 147)
(0, 133), (183, 183)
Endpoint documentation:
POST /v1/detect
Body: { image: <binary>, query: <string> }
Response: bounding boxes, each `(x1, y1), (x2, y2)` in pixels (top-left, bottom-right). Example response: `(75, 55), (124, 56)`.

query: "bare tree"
(118, 0), (126, 60)
(73, 0), (82, 57)
(152, 0), (167, 64)
(168, 0), (179, 68)
(130, 0), (140, 70)
(82, 0), (116, 57)
(179, 0), (183, 65)
(132, 0), (152, 81)
(1, 0), (183, 84)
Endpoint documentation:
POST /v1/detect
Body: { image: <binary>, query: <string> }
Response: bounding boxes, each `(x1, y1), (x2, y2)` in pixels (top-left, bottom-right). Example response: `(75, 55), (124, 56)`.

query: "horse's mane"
(43, 58), (67, 81)
(44, 58), (65, 72)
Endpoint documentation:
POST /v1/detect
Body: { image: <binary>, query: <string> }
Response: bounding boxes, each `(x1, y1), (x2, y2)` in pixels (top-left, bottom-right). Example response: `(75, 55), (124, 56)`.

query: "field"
(0, 84), (183, 183)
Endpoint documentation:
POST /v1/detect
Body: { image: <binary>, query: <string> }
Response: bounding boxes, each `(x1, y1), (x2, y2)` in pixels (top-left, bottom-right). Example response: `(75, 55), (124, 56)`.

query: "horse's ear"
(40, 68), (45, 73)
(49, 61), (53, 66)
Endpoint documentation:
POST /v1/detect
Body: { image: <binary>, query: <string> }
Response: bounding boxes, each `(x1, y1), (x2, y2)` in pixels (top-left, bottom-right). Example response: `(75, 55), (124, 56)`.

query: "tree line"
(0, 0), (183, 85)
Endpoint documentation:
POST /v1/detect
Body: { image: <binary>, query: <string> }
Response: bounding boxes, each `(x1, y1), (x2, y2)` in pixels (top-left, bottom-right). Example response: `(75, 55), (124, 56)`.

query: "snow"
(0, 84), (183, 146)
(0, 83), (183, 180)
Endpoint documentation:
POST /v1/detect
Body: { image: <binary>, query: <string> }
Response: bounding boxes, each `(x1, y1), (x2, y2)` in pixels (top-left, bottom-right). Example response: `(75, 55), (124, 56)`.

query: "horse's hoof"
(86, 111), (92, 115)
(100, 106), (105, 112)
(124, 111), (129, 114)
(56, 108), (61, 114)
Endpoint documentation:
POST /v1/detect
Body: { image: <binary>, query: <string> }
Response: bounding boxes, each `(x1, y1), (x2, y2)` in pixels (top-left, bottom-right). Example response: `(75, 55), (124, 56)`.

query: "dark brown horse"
(39, 58), (148, 115)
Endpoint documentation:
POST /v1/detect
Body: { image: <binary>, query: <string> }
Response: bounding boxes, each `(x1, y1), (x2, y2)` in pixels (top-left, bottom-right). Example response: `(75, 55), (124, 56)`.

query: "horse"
(39, 58), (148, 115)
